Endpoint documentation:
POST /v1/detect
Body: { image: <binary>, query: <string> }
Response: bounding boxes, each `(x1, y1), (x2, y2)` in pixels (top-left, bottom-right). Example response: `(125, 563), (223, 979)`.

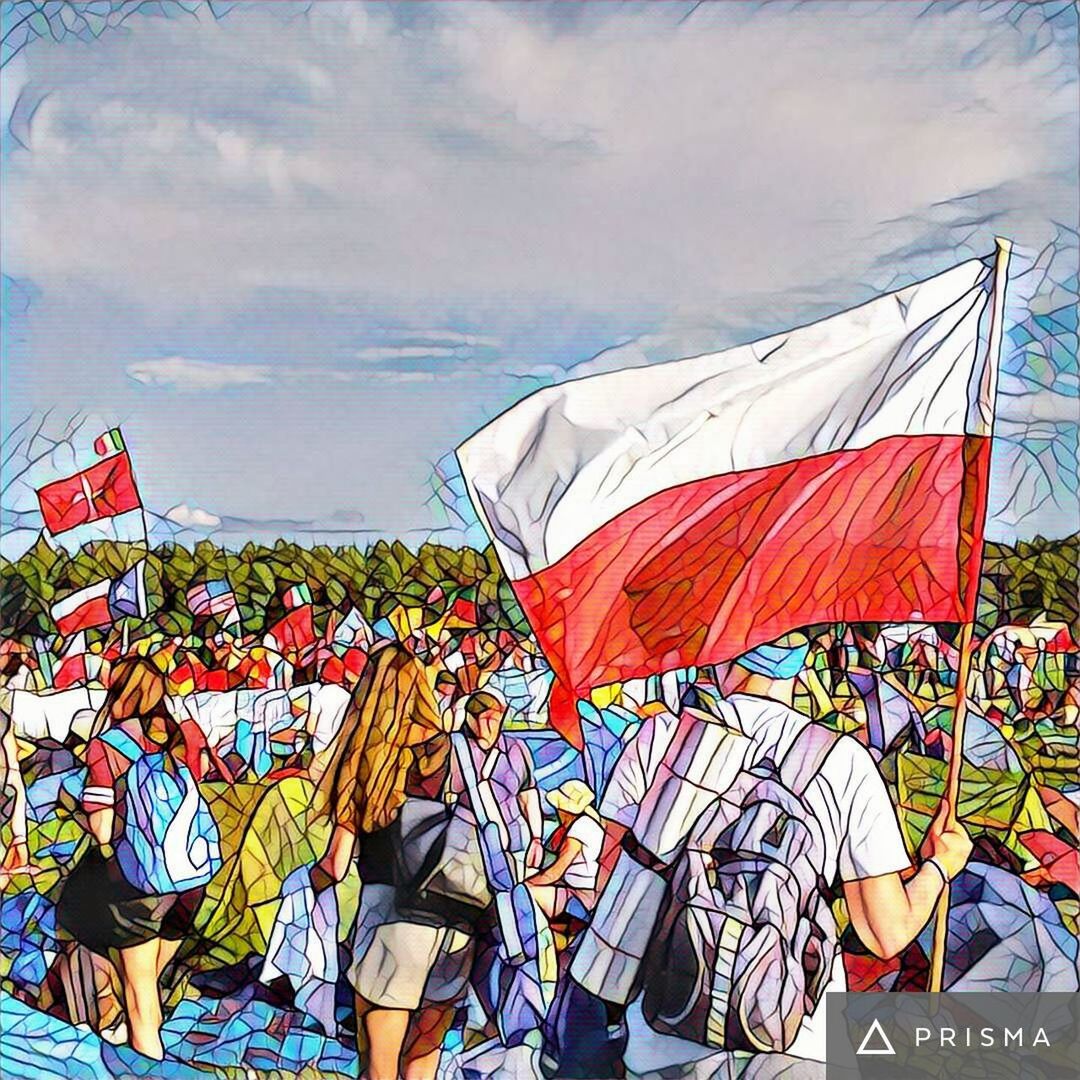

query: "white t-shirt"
(562, 814), (605, 891)
(710, 693), (912, 885)
(603, 692), (912, 1065)
(702, 694), (912, 1062)
(599, 705), (682, 828)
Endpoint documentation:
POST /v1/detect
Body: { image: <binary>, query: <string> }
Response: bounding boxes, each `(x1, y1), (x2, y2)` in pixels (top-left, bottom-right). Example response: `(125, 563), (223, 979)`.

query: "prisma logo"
(854, 1017), (1053, 1056)
(855, 1018), (895, 1056)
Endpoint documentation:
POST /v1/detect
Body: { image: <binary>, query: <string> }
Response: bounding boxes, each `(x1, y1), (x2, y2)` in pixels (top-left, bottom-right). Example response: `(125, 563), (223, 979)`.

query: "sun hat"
(547, 779), (596, 817)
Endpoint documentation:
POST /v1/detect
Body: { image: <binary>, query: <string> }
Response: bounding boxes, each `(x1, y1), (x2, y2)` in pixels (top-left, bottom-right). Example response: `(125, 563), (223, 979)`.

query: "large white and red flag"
(458, 255), (1006, 743)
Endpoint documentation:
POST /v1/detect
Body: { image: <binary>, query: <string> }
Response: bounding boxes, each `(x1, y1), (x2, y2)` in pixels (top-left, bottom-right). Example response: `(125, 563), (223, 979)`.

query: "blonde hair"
(88, 656), (177, 751)
(318, 643), (448, 834)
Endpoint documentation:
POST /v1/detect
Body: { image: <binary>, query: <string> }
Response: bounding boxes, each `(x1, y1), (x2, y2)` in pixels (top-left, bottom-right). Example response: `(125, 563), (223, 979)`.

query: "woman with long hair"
(313, 637), (470, 1080)
(57, 656), (215, 1060)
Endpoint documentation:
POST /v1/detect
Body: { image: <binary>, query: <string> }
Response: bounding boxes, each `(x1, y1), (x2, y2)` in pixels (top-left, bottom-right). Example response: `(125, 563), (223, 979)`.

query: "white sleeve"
(567, 814), (605, 857)
(829, 736), (912, 882)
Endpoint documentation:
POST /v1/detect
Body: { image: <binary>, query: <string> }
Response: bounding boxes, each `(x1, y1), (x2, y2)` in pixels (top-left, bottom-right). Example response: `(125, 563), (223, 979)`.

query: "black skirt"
(55, 846), (203, 954)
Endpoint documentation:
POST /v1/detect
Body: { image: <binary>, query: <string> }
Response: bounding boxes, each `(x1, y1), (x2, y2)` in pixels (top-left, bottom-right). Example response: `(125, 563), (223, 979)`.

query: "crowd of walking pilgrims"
(0, 610), (1077, 1078)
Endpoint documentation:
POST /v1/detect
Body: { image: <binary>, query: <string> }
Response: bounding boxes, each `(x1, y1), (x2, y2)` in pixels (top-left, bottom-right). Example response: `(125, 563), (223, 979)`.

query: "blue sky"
(1, 1), (1077, 557)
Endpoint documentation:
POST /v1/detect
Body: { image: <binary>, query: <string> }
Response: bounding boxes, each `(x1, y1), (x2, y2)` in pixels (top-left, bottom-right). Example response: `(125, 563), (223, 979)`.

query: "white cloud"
(361, 366), (486, 383)
(4, 3), (1073, 317)
(3, 3), (1076, 542)
(353, 345), (462, 361)
(164, 502), (221, 528)
(126, 356), (272, 390)
(125, 355), (489, 390)
(379, 329), (502, 349)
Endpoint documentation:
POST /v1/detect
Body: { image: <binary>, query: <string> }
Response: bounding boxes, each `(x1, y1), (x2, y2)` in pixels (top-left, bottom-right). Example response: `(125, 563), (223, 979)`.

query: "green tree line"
(0, 532), (1076, 646)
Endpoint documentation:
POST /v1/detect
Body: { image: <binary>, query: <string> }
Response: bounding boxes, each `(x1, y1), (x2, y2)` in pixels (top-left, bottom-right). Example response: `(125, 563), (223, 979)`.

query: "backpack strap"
(779, 722), (839, 797)
(99, 727), (145, 762)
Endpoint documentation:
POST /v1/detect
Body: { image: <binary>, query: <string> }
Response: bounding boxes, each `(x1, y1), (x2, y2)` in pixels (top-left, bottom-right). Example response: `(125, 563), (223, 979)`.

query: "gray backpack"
(642, 720), (839, 1053)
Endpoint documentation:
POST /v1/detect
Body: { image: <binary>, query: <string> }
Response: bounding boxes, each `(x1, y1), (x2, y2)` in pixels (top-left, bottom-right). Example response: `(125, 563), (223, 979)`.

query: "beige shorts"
(347, 884), (474, 1010)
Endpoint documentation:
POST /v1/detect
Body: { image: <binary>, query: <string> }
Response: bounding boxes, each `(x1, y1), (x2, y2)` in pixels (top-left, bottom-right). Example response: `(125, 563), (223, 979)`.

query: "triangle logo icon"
(856, 1017), (896, 1056)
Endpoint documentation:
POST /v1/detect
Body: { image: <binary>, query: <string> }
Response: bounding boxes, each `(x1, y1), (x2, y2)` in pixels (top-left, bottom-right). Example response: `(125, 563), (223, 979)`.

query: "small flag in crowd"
(187, 579), (239, 622)
(283, 583), (313, 610)
(36, 452), (142, 535)
(450, 586), (478, 624)
(33, 637), (56, 687)
(51, 562), (151, 637)
(51, 579), (114, 636)
(266, 606), (316, 664)
(53, 651), (105, 691)
(108, 560), (149, 620)
(93, 428), (126, 457)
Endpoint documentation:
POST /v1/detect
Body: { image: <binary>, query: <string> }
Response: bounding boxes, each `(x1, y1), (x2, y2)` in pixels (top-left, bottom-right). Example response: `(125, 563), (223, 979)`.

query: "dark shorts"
(56, 846), (203, 954)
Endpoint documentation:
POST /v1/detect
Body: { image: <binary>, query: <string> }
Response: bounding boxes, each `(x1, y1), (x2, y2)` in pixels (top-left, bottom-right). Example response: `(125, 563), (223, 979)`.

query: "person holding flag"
(561, 639), (972, 1072)
(458, 244), (1012, 1066)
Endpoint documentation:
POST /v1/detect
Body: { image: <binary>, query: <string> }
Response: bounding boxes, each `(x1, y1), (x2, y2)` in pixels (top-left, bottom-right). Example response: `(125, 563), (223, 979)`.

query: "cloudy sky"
(1, 0), (1077, 554)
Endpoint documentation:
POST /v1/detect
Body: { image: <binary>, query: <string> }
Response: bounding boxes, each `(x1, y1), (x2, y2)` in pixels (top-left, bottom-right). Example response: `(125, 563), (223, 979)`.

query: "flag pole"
(118, 427), (149, 656)
(927, 237), (1012, 993)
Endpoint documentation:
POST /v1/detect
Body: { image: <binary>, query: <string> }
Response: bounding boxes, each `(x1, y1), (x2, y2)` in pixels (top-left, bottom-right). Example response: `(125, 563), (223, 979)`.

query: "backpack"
(392, 733), (497, 932)
(101, 728), (222, 895)
(641, 719), (839, 1053)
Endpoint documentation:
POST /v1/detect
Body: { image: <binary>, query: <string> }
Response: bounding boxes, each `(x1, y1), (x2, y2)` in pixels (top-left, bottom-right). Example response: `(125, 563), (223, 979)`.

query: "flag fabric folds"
(36, 452), (142, 535)
(108, 560), (149, 620)
(93, 428), (125, 457)
(187, 580), (239, 622)
(458, 257), (1002, 740)
(51, 580), (113, 636)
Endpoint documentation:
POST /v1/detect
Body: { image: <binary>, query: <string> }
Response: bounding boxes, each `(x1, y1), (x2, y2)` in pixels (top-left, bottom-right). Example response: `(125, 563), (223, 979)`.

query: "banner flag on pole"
(51, 579), (113, 636)
(36, 452), (142, 535)
(187, 579), (238, 620)
(108, 559), (149, 620)
(93, 428), (126, 457)
(458, 256), (1002, 744)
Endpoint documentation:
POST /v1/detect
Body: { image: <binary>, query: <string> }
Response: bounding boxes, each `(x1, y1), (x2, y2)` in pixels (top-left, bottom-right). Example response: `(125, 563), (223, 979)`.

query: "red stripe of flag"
(53, 590), (113, 637)
(513, 434), (986, 712)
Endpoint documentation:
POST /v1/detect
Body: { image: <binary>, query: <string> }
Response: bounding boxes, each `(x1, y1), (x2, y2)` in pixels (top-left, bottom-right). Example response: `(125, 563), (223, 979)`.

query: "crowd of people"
(0, 608), (1077, 1078)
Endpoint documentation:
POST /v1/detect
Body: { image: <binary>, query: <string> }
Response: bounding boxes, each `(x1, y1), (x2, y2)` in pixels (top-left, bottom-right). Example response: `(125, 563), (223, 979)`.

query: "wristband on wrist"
(924, 856), (949, 887)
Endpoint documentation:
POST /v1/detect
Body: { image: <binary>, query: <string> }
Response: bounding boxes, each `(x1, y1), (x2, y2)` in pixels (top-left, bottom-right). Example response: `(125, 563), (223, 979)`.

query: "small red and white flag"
(458, 253), (1008, 743)
(36, 452), (142, 535)
(51, 579), (113, 636)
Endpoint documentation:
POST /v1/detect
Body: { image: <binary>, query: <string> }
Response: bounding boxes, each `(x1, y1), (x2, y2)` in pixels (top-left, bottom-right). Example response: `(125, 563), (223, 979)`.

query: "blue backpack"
(101, 728), (222, 895)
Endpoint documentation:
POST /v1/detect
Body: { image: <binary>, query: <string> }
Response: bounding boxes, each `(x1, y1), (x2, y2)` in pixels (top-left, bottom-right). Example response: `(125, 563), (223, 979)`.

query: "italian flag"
(458, 253), (1008, 744)
(283, 583), (313, 610)
(94, 428), (125, 457)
